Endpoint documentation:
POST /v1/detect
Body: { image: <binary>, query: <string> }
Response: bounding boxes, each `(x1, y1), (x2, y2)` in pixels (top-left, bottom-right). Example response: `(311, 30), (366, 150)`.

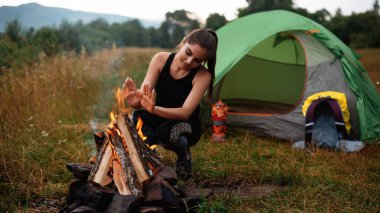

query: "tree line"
(1, 0), (379, 68)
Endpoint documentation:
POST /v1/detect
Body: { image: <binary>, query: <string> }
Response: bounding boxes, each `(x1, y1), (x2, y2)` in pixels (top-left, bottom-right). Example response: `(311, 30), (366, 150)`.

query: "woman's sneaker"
(176, 149), (192, 180)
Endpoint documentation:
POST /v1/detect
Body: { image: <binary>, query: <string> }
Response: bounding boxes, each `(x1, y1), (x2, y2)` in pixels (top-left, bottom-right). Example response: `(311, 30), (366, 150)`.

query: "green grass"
(0, 48), (379, 212)
(178, 130), (379, 212)
(156, 129), (379, 212)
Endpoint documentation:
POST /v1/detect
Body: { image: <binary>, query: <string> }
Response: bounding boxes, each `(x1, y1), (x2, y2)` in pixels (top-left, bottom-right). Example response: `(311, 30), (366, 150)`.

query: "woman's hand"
(138, 83), (156, 113)
(122, 77), (140, 108)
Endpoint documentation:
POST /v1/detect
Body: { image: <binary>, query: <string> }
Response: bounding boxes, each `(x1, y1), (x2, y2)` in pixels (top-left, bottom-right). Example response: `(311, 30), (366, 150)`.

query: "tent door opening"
(215, 32), (307, 115)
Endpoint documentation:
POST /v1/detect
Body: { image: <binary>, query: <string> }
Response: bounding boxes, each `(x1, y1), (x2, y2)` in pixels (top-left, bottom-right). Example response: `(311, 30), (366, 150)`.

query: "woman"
(123, 28), (218, 180)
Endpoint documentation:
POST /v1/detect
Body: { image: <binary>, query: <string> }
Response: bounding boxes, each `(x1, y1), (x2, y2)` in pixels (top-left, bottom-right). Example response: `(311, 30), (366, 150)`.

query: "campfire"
(89, 113), (163, 195)
(61, 88), (212, 212)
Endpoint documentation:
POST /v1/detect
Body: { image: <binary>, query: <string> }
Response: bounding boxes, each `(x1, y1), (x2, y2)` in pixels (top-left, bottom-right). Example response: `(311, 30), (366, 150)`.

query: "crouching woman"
(123, 28), (218, 180)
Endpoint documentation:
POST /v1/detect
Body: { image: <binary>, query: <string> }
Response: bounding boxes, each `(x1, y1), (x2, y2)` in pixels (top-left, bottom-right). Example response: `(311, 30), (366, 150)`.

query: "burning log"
(88, 113), (163, 196)
(112, 160), (131, 196)
(109, 127), (140, 196)
(114, 115), (163, 176)
(88, 139), (113, 187)
(114, 114), (150, 184)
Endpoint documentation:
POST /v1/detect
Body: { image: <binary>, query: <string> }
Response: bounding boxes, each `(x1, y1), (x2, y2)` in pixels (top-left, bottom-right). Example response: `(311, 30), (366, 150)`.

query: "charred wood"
(143, 176), (179, 203)
(66, 163), (93, 180)
(94, 130), (106, 152)
(72, 183), (114, 212)
(155, 166), (178, 186)
(70, 205), (98, 213)
(105, 192), (137, 213)
(65, 179), (87, 207)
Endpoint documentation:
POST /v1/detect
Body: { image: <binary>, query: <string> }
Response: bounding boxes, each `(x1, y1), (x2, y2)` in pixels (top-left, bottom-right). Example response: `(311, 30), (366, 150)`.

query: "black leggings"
(131, 109), (202, 148)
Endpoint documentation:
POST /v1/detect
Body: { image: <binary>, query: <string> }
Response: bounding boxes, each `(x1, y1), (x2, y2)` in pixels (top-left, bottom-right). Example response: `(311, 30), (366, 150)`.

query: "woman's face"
(177, 42), (208, 70)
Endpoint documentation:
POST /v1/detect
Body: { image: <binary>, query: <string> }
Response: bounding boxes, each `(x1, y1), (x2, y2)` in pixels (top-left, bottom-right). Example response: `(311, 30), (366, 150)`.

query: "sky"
(0, 0), (376, 22)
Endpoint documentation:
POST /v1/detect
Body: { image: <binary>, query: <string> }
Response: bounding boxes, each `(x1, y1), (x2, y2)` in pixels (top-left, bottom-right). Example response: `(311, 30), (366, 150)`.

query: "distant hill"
(0, 3), (161, 32)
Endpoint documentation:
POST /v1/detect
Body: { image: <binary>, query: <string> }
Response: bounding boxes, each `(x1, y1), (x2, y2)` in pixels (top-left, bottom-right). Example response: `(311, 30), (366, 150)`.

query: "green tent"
(212, 10), (380, 142)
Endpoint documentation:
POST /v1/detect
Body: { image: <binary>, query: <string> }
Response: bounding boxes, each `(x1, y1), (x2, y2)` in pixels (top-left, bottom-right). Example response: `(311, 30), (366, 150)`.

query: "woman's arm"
(123, 52), (167, 109)
(141, 68), (211, 121)
(139, 52), (168, 91)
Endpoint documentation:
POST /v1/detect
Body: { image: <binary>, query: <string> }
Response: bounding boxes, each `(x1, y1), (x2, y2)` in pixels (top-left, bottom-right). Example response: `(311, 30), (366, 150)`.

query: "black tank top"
(155, 53), (200, 122)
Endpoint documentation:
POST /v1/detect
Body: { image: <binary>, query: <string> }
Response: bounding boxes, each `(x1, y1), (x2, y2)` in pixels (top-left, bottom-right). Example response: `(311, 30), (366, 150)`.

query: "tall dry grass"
(0, 48), (163, 211)
(0, 52), (102, 210)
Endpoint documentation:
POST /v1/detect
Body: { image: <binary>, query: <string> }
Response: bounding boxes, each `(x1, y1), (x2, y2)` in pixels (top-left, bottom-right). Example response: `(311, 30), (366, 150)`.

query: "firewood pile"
(60, 113), (212, 213)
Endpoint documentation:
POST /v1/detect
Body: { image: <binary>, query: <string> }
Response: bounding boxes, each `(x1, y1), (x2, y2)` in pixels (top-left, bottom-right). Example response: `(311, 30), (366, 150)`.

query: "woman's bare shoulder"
(193, 66), (212, 84)
(197, 66), (212, 77)
(148, 52), (172, 73)
(152, 52), (171, 62)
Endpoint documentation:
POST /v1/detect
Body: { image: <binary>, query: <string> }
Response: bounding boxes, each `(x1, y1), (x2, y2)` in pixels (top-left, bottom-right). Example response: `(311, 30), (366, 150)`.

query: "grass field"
(356, 48), (380, 92)
(0, 47), (379, 212)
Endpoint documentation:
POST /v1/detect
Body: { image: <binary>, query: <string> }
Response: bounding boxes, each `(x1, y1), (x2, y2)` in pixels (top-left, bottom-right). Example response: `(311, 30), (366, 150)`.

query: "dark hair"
(182, 28), (218, 101)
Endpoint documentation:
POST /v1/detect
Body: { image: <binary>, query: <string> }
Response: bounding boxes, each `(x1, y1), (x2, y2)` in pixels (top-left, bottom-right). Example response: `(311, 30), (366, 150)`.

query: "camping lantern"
(211, 100), (228, 142)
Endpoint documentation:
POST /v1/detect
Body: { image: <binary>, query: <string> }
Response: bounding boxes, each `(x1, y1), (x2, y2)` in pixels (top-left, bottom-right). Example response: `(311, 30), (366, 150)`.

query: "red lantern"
(211, 100), (228, 142)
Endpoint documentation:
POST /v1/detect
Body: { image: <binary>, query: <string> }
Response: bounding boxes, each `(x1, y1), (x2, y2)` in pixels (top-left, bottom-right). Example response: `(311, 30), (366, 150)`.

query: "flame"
(110, 143), (118, 161)
(107, 128), (125, 163)
(136, 116), (147, 141)
(136, 116), (157, 150)
(109, 112), (116, 128)
(108, 113), (124, 137)
(116, 87), (130, 114)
